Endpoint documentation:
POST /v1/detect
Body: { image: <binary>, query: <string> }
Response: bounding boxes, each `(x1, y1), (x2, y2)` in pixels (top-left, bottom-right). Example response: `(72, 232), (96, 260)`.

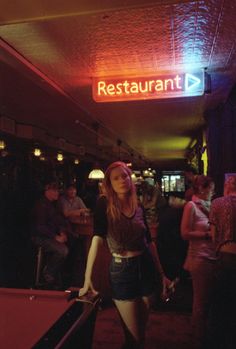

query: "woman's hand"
(161, 275), (172, 301)
(79, 279), (98, 297)
(55, 231), (68, 243)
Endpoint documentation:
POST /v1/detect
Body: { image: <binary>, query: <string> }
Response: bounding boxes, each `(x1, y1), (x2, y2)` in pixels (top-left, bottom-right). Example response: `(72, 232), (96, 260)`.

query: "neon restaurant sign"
(92, 71), (205, 102)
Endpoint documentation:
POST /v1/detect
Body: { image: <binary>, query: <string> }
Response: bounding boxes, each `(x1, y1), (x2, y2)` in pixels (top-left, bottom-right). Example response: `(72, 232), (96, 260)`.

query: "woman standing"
(181, 175), (216, 348)
(80, 161), (169, 349)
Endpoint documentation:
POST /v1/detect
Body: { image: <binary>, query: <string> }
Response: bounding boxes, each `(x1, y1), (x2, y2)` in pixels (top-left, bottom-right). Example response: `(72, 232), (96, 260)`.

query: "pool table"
(0, 287), (100, 349)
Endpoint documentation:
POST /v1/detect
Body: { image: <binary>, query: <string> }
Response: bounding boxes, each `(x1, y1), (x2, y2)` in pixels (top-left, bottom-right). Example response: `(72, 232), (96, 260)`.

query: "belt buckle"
(114, 257), (122, 263)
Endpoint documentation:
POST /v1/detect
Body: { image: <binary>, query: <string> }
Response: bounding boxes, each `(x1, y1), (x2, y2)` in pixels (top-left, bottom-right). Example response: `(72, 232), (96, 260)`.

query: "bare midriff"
(112, 250), (143, 258)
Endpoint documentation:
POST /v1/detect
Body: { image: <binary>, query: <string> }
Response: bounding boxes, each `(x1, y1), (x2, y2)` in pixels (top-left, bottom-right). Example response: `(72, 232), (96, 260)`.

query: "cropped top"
(93, 196), (152, 254)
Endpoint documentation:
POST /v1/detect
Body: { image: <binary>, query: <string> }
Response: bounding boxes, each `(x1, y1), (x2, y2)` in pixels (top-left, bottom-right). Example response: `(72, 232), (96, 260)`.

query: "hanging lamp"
(88, 123), (105, 179)
(0, 140), (6, 150)
(88, 167), (105, 179)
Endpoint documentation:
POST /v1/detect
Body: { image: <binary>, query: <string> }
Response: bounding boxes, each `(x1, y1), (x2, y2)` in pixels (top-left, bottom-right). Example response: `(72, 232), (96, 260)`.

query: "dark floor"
(93, 306), (192, 349)
(93, 279), (193, 349)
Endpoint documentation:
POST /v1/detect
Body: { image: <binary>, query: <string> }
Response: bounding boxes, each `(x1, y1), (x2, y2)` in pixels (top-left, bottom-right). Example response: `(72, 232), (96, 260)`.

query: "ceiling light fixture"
(0, 140), (6, 150)
(57, 152), (63, 162)
(88, 168), (105, 179)
(131, 173), (137, 182)
(34, 147), (41, 157)
(88, 123), (105, 180)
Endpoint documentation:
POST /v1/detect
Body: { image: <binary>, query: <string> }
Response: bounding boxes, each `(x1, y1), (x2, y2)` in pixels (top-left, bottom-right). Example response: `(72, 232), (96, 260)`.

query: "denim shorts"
(109, 249), (157, 300)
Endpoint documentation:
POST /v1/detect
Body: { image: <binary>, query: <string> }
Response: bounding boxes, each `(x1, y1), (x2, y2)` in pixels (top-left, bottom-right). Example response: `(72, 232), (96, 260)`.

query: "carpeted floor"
(93, 305), (192, 349)
(92, 278), (193, 349)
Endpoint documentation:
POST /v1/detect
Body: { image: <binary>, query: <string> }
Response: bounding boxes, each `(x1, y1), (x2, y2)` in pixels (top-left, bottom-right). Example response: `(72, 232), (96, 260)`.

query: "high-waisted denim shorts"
(109, 249), (156, 300)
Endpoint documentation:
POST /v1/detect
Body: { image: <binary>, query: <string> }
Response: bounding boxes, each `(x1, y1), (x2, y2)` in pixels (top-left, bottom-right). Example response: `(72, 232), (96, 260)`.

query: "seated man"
(58, 184), (91, 286)
(58, 184), (89, 223)
(31, 182), (70, 289)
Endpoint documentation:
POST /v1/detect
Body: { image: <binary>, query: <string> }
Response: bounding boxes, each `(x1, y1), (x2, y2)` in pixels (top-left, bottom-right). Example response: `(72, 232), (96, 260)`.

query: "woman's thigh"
(114, 298), (149, 342)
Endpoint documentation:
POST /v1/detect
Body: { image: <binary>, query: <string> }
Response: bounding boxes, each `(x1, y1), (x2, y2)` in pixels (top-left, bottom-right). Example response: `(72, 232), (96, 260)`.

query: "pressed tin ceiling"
(1, 0), (236, 169)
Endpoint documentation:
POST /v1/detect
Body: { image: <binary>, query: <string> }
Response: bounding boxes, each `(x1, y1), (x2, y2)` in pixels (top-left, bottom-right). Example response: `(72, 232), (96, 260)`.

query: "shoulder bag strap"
(193, 201), (210, 218)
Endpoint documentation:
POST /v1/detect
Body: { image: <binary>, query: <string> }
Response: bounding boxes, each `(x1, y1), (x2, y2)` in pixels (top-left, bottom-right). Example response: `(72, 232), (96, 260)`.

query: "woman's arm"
(148, 241), (165, 276)
(148, 241), (171, 298)
(210, 223), (217, 243)
(63, 208), (88, 218)
(79, 235), (104, 296)
(181, 202), (210, 240)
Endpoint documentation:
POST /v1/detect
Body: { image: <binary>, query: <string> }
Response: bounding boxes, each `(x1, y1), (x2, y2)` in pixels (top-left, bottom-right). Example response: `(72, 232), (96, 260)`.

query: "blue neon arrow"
(185, 73), (201, 91)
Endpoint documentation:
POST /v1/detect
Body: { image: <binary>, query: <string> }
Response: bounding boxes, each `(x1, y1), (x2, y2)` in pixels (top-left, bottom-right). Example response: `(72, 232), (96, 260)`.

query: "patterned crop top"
(93, 196), (152, 254)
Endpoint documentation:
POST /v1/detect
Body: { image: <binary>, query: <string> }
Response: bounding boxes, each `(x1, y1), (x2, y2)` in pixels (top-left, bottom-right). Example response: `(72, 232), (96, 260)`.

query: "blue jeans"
(109, 249), (156, 300)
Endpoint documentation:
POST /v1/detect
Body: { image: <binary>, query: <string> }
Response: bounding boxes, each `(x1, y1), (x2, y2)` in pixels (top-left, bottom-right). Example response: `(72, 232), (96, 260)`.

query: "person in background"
(157, 194), (187, 280)
(79, 161), (170, 349)
(31, 182), (69, 289)
(58, 184), (89, 222)
(58, 184), (92, 286)
(98, 181), (106, 198)
(184, 166), (198, 201)
(207, 175), (236, 349)
(181, 175), (216, 349)
(140, 181), (166, 241)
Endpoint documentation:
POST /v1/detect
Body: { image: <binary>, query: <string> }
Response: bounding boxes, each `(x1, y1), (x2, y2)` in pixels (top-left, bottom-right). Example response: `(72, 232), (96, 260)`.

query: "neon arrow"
(185, 73), (201, 91)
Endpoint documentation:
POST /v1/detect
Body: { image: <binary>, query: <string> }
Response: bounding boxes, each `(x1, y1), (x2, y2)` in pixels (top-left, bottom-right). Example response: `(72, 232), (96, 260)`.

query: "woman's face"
(110, 166), (131, 195)
(200, 183), (215, 201)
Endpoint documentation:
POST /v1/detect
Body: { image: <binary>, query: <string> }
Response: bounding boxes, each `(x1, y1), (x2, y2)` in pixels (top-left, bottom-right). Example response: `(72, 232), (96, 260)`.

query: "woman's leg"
(191, 260), (215, 348)
(114, 295), (151, 349)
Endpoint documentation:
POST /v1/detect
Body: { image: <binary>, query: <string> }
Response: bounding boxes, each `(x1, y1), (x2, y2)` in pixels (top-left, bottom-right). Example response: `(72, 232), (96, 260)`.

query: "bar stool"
(34, 245), (63, 289)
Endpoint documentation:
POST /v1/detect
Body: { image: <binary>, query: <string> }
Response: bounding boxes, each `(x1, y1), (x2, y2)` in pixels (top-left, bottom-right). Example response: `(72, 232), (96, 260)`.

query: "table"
(0, 287), (100, 349)
(69, 216), (94, 286)
(70, 215), (93, 253)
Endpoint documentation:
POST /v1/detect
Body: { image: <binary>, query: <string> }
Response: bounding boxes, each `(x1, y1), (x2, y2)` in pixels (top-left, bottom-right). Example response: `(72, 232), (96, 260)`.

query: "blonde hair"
(103, 161), (138, 221)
